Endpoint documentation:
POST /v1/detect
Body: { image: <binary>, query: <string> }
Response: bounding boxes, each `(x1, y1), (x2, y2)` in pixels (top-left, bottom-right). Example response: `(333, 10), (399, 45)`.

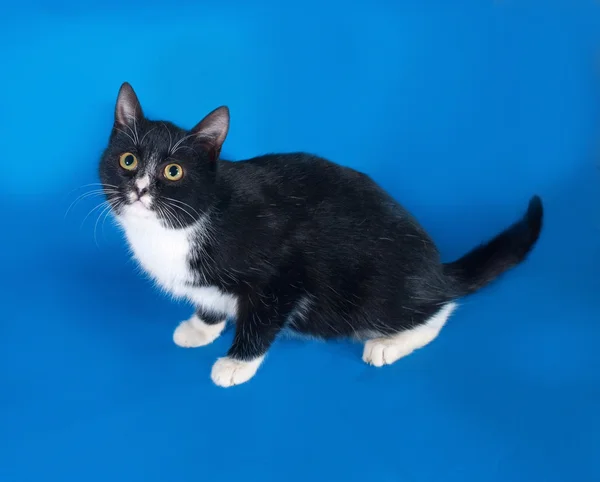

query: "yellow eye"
(164, 163), (184, 181)
(119, 152), (138, 171)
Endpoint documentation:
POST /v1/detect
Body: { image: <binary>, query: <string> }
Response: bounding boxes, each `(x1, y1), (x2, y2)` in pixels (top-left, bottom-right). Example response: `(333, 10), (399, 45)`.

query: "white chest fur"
(118, 212), (238, 317)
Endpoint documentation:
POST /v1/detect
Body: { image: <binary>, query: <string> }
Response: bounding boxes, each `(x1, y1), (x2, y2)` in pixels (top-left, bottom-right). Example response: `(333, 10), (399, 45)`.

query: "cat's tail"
(443, 195), (543, 298)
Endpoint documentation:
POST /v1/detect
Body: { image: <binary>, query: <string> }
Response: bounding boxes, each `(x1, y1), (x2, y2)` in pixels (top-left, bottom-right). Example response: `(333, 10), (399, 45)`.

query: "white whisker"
(113, 127), (136, 145)
(164, 206), (181, 230)
(63, 182), (119, 202)
(101, 200), (121, 236)
(161, 123), (173, 153)
(139, 126), (157, 145)
(67, 182), (119, 194)
(173, 145), (198, 156)
(94, 202), (114, 247)
(80, 201), (111, 228)
(131, 106), (140, 144)
(163, 197), (201, 218)
(64, 189), (119, 218)
(161, 202), (185, 230)
(158, 204), (173, 229)
(154, 202), (170, 229)
(166, 201), (196, 222)
(170, 133), (195, 155)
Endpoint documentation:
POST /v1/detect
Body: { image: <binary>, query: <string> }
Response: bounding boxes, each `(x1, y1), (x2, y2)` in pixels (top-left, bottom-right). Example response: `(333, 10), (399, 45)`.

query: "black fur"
(100, 83), (543, 363)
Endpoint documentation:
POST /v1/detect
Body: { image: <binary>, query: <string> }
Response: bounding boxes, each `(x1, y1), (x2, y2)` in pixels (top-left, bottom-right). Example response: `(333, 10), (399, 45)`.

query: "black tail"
(443, 195), (543, 297)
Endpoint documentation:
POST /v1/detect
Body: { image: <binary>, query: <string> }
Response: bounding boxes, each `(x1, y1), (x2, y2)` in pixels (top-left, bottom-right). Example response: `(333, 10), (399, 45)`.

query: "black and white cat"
(99, 82), (543, 388)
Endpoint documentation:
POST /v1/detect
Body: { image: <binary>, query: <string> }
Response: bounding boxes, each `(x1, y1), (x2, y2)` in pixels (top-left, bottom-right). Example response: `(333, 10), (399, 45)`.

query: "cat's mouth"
(131, 199), (151, 209)
(124, 198), (154, 219)
(126, 190), (153, 209)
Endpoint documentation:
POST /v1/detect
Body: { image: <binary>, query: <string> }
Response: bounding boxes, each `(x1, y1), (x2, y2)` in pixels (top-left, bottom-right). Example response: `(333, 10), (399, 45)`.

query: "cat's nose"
(134, 185), (149, 197)
(133, 176), (150, 199)
(134, 177), (150, 198)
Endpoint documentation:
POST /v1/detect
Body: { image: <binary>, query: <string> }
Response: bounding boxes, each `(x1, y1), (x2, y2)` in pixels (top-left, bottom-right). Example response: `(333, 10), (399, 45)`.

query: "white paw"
(362, 338), (412, 367)
(173, 316), (225, 348)
(363, 304), (456, 367)
(210, 356), (264, 388)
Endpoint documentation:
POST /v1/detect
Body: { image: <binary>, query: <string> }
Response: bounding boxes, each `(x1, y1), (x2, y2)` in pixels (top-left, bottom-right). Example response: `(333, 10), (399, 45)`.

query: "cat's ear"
(190, 106), (230, 161)
(114, 82), (143, 127)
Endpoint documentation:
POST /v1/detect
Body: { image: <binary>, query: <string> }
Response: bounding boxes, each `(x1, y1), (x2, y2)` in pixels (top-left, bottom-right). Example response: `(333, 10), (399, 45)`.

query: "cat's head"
(99, 82), (229, 229)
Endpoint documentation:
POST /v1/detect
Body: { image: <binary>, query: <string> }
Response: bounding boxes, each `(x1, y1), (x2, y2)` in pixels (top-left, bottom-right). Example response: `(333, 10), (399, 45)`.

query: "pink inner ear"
(196, 138), (222, 162)
(191, 106), (230, 158)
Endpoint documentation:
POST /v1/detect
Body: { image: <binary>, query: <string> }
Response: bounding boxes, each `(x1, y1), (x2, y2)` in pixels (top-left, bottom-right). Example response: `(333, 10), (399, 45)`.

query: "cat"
(99, 82), (543, 388)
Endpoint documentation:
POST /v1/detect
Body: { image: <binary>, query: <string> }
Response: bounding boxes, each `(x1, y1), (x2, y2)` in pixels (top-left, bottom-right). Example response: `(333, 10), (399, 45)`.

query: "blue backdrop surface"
(1, 1), (599, 481)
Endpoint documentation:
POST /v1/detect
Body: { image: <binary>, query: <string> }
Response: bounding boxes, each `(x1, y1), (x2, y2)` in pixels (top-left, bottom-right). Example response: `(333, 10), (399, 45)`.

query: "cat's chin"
(121, 201), (155, 221)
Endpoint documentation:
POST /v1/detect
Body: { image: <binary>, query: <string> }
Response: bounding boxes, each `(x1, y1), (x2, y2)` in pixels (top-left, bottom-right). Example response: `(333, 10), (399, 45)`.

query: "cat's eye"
(119, 152), (138, 171)
(164, 163), (184, 181)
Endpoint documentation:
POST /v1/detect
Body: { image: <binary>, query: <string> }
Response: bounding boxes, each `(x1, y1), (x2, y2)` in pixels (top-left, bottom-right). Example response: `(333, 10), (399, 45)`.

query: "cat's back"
(218, 152), (434, 257)
(220, 152), (395, 210)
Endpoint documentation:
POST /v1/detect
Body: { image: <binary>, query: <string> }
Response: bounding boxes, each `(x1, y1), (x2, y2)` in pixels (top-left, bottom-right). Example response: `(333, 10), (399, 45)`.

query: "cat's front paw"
(362, 338), (410, 367)
(173, 316), (225, 348)
(210, 356), (264, 387)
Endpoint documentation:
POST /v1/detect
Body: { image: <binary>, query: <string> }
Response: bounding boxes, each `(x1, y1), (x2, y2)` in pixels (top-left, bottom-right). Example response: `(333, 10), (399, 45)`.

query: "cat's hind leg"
(362, 302), (457, 367)
(173, 310), (226, 348)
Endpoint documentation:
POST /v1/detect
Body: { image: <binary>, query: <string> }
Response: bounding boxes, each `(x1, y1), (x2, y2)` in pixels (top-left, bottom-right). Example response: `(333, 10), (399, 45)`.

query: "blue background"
(1, 1), (599, 481)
